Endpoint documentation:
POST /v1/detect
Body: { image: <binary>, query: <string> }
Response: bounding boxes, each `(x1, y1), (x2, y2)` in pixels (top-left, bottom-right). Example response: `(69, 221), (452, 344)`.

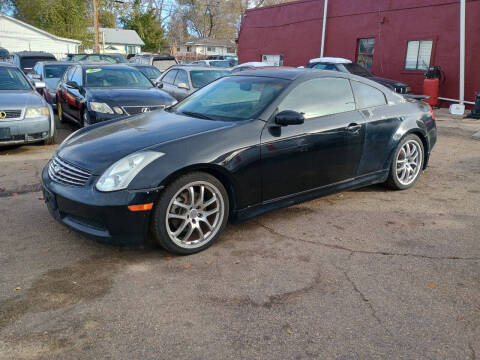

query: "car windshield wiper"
(180, 111), (213, 120)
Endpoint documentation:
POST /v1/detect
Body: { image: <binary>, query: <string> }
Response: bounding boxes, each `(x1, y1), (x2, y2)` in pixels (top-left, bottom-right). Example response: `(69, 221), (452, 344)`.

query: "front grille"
(48, 157), (91, 187)
(0, 110), (22, 120)
(122, 105), (165, 115)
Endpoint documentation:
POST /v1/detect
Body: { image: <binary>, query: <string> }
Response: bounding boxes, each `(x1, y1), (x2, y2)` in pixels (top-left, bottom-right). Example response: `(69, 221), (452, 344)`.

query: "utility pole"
(93, 0), (100, 53)
(320, 0), (328, 57)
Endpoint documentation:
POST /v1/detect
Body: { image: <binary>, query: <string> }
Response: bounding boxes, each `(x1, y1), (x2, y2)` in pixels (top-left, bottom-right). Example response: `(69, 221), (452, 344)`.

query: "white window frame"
(405, 40), (433, 71)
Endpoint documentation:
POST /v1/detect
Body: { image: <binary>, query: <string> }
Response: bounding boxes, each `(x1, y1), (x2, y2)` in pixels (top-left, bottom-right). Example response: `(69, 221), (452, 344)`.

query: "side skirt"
(231, 170), (388, 223)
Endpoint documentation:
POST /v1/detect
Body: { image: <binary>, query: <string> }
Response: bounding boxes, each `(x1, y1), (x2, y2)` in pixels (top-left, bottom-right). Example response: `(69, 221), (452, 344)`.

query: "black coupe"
(43, 69), (436, 254)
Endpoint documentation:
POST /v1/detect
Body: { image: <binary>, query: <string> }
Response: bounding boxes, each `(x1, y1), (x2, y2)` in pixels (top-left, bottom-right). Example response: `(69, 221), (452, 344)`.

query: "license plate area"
(0, 128), (11, 140)
(43, 186), (58, 211)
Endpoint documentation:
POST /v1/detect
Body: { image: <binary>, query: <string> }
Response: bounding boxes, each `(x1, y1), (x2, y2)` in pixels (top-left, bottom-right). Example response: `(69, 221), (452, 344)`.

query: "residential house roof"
(98, 28), (145, 46)
(0, 13), (81, 44)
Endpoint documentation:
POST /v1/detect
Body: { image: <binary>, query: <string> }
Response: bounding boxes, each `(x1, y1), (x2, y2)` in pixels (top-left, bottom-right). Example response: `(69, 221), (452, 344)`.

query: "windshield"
(0, 67), (32, 90)
(85, 67), (153, 88)
(21, 57), (55, 70)
(138, 66), (162, 79)
(341, 63), (373, 76)
(210, 61), (231, 68)
(45, 64), (70, 79)
(173, 76), (289, 121)
(190, 70), (230, 88)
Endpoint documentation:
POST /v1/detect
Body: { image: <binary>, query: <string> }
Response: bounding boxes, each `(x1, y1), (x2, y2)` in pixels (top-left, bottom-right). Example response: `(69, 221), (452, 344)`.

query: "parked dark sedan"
(306, 57), (412, 94)
(30, 61), (72, 109)
(43, 68), (436, 254)
(11, 51), (56, 74)
(56, 63), (176, 127)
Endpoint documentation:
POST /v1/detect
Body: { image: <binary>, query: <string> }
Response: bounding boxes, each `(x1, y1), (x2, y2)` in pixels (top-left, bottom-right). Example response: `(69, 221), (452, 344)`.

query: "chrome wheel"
(395, 139), (422, 186)
(165, 181), (224, 249)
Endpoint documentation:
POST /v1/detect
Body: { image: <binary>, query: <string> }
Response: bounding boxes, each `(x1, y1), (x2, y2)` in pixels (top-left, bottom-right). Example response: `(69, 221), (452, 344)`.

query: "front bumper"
(0, 116), (51, 145)
(42, 163), (161, 247)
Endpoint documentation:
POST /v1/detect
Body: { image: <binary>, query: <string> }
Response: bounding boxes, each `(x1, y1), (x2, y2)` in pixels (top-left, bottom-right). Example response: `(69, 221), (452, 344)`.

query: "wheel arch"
(158, 164), (239, 218)
(404, 129), (429, 169)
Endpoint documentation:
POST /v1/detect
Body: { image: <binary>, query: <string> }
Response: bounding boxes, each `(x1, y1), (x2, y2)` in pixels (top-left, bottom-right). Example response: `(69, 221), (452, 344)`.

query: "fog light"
(113, 107), (123, 114)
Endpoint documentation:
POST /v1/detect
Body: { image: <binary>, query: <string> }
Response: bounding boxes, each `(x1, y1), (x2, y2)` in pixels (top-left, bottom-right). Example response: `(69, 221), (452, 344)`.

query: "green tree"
(122, 0), (167, 52)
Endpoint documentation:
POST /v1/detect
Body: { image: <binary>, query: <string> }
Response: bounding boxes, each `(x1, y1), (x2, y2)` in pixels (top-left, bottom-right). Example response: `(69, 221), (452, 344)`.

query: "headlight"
(25, 107), (49, 118)
(90, 102), (114, 114)
(112, 106), (123, 114)
(96, 151), (164, 192)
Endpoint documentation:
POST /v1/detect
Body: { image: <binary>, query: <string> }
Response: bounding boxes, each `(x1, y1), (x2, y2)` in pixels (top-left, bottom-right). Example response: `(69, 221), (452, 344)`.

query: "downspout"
(459, 0), (465, 105)
(320, 0), (328, 57)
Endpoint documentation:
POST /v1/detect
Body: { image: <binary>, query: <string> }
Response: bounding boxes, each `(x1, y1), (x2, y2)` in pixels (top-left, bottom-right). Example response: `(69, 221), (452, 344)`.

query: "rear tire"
(151, 172), (229, 255)
(386, 134), (424, 190)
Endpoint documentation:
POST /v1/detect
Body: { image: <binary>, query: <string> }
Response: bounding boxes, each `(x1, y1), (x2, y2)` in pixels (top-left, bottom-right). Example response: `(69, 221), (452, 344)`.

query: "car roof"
(13, 51), (56, 58)
(169, 66), (228, 71)
(78, 63), (131, 69)
(231, 67), (352, 81)
(309, 57), (352, 64)
(0, 61), (17, 68)
(36, 61), (73, 66)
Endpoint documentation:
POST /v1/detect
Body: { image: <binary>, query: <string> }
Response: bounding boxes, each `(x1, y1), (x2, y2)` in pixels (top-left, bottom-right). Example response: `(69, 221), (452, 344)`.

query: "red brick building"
(237, 0), (480, 105)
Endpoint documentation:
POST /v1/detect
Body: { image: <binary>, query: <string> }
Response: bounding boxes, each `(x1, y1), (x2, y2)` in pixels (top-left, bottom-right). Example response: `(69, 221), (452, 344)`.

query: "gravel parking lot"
(0, 113), (479, 360)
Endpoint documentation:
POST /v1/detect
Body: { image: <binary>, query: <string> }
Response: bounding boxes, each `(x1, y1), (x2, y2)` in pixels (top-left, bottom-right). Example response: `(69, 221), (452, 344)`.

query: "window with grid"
(356, 38), (375, 70)
(207, 46), (216, 52)
(405, 40), (433, 70)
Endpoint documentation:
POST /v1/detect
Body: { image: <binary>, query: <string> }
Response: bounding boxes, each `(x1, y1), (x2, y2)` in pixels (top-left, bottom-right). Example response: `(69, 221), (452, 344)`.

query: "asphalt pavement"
(0, 114), (479, 360)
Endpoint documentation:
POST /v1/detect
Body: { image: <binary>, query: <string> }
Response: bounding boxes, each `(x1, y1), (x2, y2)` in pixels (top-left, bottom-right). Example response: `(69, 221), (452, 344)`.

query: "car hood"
(88, 87), (175, 106)
(367, 75), (408, 88)
(45, 78), (61, 90)
(0, 90), (45, 108)
(57, 111), (235, 174)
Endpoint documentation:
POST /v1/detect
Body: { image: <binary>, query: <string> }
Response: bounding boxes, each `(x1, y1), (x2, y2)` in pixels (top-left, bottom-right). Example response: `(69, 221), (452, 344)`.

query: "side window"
(71, 67), (83, 86)
(174, 70), (189, 87)
(162, 69), (178, 84)
(312, 63), (337, 71)
(278, 78), (355, 119)
(351, 81), (386, 109)
(33, 63), (41, 76)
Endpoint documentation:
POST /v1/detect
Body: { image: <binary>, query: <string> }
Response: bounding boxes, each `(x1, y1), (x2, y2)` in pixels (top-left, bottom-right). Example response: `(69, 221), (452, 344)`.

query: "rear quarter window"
(351, 81), (387, 109)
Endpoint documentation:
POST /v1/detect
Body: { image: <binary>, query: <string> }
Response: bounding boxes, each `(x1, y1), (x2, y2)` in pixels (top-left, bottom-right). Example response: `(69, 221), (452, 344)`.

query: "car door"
(68, 66), (85, 121)
(261, 77), (365, 201)
(59, 66), (76, 118)
(159, 69), (178, 98)
(173, 69), (190, 100)
(351, 80), (402, 175)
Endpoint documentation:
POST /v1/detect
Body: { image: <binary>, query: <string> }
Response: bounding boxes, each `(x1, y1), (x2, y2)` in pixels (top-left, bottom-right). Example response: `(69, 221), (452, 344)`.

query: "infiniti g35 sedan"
(42, 68), (436, 254)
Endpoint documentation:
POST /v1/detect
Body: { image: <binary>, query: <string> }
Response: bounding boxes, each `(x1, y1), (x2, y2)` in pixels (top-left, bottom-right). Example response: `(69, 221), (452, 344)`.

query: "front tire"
(386, 134), (424, 190)
(151, 172), (229, 255)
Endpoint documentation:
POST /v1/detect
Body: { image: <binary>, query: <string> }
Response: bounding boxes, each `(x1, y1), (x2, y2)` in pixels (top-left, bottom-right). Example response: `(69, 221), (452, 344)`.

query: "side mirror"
(156, 81), (163, 89)
(66, 81), (79, 89)
(177, 82), (189, 90)
(275, 110), (305, 126)
(34, 81), (46, 90)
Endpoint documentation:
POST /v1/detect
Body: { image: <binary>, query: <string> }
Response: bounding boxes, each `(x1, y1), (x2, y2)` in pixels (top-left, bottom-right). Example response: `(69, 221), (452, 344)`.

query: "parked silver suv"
(0, 62), (55, 146)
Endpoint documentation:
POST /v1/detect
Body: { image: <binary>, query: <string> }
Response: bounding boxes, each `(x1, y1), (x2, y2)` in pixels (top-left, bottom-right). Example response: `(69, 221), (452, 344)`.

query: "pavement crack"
(341, 267), (395, 339)
(470, 343), (477, 360)
(253, 221), (480, 261)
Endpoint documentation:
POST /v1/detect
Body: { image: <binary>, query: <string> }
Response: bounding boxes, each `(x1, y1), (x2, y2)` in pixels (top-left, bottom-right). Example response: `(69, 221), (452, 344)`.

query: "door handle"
(346, 123), (362, 133)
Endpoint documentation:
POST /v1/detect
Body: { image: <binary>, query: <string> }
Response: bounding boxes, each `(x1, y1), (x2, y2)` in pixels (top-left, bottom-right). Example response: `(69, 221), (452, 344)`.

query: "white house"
(0, 13), (81, 59)
(97, 28), (144, 55)
(174, 38), (237, 59)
